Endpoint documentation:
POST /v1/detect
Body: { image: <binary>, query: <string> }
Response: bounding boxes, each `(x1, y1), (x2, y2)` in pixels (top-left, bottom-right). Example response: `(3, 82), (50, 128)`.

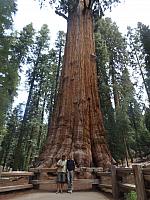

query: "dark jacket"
(66, 159), (75, 171)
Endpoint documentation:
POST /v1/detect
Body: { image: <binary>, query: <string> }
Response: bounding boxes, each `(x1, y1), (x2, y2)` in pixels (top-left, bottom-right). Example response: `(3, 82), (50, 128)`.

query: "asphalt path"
(9, 191), (112, 200)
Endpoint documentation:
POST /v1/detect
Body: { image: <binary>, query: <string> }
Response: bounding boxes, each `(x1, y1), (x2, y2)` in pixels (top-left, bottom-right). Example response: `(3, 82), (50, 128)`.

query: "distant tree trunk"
(54, 46), (62, 105)
(129, 103), (143, 159)
(123, 136), (129, 167)
(47, 89), (55, 137)
(37, 96), (46, 149)
(110, 60), (120, 110)
(39, 1), (111, 168)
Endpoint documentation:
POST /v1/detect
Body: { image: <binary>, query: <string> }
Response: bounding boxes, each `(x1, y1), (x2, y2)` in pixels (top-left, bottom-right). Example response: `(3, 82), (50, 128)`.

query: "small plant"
(125, 191), (137, 200)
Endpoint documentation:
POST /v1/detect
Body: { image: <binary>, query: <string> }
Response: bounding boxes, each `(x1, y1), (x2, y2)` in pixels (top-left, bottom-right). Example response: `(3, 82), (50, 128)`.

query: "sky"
(13, 0), (150, 106)
(14, 0), (150, 42)
(106, 0), (150, 32)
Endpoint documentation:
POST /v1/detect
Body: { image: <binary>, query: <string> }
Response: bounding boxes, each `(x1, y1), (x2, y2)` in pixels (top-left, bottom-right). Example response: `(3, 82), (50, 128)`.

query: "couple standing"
(56, 154), (75, 194)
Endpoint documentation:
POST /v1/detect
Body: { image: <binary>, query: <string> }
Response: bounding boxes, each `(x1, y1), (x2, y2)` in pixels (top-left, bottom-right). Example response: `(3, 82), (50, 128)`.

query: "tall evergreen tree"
(47, 31), (66, 135)
(0, 0), (17, 138)
(0, 104), (23, 168)
(38, 0), (122, 168)
(137, 22), (150, 104)
(116, 68), (135, 164)
(53, 31), (65, 104)
(12, 24), (59, 170)
(127, 25), (149, 104)
(126, 23), (150, 160)
(95, 18), (128, 160)
(95, 18), (128, 110)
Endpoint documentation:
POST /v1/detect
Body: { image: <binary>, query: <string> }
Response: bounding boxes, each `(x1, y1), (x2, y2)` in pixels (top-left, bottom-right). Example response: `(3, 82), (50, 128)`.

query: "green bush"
(125, 191), (137, 200)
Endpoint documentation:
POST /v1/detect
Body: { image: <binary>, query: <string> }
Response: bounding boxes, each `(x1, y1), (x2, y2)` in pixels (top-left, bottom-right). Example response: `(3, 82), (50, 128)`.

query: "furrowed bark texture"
(39, 2), (111, 168)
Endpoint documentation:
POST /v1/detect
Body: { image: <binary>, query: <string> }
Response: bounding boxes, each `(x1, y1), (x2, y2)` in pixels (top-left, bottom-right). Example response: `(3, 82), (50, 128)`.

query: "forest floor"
(0, 190), (112, 200)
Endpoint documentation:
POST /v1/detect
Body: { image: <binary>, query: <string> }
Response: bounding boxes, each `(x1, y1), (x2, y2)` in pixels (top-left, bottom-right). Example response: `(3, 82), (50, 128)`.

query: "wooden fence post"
(111, 165), (119, 200)
(0, 166), (2, 178)
(31, 170), (40, 189)
(132, 164), (147, 200)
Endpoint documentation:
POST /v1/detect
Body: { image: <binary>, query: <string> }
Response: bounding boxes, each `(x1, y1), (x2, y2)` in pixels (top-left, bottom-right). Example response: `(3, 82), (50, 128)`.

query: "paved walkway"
(9, 191), (112, 200)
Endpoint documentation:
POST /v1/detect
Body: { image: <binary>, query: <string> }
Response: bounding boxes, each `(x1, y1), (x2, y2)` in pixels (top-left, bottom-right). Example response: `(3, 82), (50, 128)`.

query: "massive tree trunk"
(39, 1), (111, 168)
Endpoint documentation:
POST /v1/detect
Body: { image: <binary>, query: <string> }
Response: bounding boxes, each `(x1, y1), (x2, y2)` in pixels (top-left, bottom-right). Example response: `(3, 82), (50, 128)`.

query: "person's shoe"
(56, 191), (59, 194)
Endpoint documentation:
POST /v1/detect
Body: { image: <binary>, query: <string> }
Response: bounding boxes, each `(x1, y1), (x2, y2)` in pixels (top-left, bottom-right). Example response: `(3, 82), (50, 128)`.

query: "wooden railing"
(0, 164), (150, 200)
(0, 167), (34, 193)
(29, 167), (100, 190)
(96, 164), (150, 200)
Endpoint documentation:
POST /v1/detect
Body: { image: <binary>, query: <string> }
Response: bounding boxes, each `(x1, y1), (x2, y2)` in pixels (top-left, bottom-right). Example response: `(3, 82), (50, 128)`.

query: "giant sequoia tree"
(39, 0), (121, 168)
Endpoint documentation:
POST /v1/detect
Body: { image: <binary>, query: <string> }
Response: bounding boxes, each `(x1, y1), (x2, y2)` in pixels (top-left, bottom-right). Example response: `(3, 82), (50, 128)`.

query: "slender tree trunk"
(54, 46), (62, 105)
(110, 60), (120, 110)
(37, 96), (46, 149)
(127, 143), (133, 163)
(24, 142), (33, 170)
(39, 2), (111, 168)
(129, 103), (143, 159)
(123, 136), (129, 167)
(47, 89), (55, 138)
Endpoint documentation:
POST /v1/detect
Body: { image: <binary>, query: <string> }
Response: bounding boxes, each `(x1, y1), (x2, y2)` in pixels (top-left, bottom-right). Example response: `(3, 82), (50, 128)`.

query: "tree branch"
(88, 0), (94, 9)
(55, 10), (68, 20)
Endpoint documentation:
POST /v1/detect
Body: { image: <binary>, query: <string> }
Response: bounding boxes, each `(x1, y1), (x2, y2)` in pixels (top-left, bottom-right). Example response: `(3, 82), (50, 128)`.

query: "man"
(56, 155), (67, 193)
(66, 154), (75, 193)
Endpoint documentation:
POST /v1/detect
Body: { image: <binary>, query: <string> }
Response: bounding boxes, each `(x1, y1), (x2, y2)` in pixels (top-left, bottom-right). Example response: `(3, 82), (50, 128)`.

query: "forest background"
(0, 0), (150, 170)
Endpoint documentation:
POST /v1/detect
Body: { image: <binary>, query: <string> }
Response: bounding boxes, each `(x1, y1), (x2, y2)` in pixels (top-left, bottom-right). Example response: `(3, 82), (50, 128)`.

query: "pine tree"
(47, 31), (66, 136)
(0, 104), (23, 169)
(137, 22), (150, 104)
(12, 24), (59, 170)
(95, 17), (129, 161)
(0, 0), (17, 138)
(127, 25), (149, 104)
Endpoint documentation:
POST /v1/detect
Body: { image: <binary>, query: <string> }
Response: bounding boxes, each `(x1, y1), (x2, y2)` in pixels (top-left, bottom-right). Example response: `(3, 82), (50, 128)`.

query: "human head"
(68, 153), (74, 160)
(62, 155), (66, 160)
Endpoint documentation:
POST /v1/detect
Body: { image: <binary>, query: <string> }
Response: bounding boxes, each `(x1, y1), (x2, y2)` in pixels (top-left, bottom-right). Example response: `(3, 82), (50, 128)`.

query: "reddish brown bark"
(39, 1), (111, 169)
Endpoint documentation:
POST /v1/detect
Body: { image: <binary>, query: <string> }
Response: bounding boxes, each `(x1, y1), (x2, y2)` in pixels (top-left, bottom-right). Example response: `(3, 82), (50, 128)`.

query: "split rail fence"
(97, 165), (150, 200)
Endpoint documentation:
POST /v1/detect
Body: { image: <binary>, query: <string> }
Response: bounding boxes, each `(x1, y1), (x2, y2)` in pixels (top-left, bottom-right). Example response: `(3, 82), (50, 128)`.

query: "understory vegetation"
(125, 191), (137, 200)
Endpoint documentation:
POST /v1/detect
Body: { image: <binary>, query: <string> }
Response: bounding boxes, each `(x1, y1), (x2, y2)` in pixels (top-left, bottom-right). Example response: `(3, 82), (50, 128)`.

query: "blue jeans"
(67, 170), (74, 191)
